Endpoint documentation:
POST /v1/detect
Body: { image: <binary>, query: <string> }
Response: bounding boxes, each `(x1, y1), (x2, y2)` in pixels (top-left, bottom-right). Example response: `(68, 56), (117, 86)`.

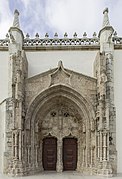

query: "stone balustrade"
(23, 36), (99, 47)
(113, 36), (122, 44)
(1, 34), (122, 48)
(0, 39), (10, 46)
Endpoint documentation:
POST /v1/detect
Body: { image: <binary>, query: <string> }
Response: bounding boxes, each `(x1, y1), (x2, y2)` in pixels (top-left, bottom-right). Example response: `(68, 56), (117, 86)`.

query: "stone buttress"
(94, 8), (117, 176)
(4, 10), (28, 176)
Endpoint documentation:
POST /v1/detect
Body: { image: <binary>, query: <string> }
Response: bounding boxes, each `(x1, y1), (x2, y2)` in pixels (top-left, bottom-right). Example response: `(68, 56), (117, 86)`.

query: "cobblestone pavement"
(0, 172), (122, 179)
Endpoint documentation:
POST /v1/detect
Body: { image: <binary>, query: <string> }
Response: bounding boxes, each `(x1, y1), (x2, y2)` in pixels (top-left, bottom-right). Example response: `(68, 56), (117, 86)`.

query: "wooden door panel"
(43, 137), (57, 170)
(63, 138), (77, 171)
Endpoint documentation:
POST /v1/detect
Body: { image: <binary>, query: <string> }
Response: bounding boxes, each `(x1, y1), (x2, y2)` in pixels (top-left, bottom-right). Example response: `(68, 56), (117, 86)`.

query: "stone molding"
(24, 84), (96, 175)
(1, 36), (122, 50)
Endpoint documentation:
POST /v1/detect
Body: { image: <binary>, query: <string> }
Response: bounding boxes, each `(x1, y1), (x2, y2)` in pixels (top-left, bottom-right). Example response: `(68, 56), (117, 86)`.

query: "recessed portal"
(63, 138), (77, 171)
(42, 137), (57, 170)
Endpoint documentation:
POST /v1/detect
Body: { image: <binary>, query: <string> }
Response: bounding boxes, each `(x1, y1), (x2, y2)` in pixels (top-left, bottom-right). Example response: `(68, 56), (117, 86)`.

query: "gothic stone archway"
(25, 85), (96, 174)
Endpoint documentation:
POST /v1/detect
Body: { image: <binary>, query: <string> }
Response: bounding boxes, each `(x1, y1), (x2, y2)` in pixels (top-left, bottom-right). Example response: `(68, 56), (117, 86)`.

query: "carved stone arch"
(24, 84), (96, 173)
(25, 85), (95, 127)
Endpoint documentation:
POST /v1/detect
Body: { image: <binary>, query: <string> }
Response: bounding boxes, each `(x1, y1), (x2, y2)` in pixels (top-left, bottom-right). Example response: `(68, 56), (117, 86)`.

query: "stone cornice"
(23, 37), (100, 47)
(1, 36), (122, 50)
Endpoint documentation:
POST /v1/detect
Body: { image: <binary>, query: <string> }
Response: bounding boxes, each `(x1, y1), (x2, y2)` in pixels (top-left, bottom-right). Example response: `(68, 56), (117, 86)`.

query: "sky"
(0, 0), (122, 39)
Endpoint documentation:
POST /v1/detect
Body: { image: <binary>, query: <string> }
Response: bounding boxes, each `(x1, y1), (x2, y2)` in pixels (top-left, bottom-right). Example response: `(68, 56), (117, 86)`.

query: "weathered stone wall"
(0, 100), (6, 173)
(114, 50), (122, 173)
(0, 51), (9, 102)
(25, 50), (98, 78)
(25, 67), (97, 110)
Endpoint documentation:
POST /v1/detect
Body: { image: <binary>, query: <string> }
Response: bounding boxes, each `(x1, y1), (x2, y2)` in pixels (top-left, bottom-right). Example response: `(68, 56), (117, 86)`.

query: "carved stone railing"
(23, 37), (100, 47)
(0, 39), (10, 47)
(113, 36), (122, 44)
(1, 33), (122, 48)
(0, 32), (99, 48)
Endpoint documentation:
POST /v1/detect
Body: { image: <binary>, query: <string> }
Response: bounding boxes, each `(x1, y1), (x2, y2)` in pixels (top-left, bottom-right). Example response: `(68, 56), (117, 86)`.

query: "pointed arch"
(25, 84), (95, 127)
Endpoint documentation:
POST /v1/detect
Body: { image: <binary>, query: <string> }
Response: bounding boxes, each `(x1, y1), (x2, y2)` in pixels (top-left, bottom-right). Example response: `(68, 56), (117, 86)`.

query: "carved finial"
(83, 32), (87, 38)
(26, 33), (30, 38)
(6, 33), (9, 39)
(113, 31), (117, 37)
(102, 8), (110, 27)
(73, 32), (77, 38)
(54, 32), (58, 38)
(103, 7), (108, 14)
(35, 33), (39, 38)
(93, 32), (97, 37)
(64, 32), (68, 38)
(58, 60), (63, 68)
(13, 9), (20, 28)
(45, 33), (49, 38)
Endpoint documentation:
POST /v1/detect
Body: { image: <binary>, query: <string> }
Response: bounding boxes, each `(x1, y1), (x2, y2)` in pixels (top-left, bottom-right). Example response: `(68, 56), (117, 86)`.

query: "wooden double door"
(42, 137), (77, 171)
(42, 137), (57, 170)
(63, 138), (77, 171)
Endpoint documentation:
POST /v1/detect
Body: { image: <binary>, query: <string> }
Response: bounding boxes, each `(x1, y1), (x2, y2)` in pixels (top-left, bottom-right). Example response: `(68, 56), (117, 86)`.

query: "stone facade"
(0, 8), (117, 176)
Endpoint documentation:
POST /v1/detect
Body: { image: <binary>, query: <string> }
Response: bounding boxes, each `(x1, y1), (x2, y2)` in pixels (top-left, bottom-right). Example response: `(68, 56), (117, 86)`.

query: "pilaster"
(4, 10), (28, 176)
(94, 8), (117, 176)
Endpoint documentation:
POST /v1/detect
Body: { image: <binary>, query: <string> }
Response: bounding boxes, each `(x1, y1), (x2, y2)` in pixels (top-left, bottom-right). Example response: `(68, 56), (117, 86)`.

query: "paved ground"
(0, 172), (122, 179)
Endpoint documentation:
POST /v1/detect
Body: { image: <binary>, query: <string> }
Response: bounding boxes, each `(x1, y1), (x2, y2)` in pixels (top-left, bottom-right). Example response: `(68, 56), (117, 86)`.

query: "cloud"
(0, 0), (122, 38)
(45, 0), (105, 37)
(44, 0), (122, 37)
(19, 0), (30, 8)
(19, 0), (106, 37)
(0, 0), (13, 38)
(109, 0), (122, 36)
(18, 0), (51, 37)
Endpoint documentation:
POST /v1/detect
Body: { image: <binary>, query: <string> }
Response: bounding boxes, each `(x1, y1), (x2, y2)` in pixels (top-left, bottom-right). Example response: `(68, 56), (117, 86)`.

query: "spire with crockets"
(102, 7), (110, 27)
(13, 9), (20, 28)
